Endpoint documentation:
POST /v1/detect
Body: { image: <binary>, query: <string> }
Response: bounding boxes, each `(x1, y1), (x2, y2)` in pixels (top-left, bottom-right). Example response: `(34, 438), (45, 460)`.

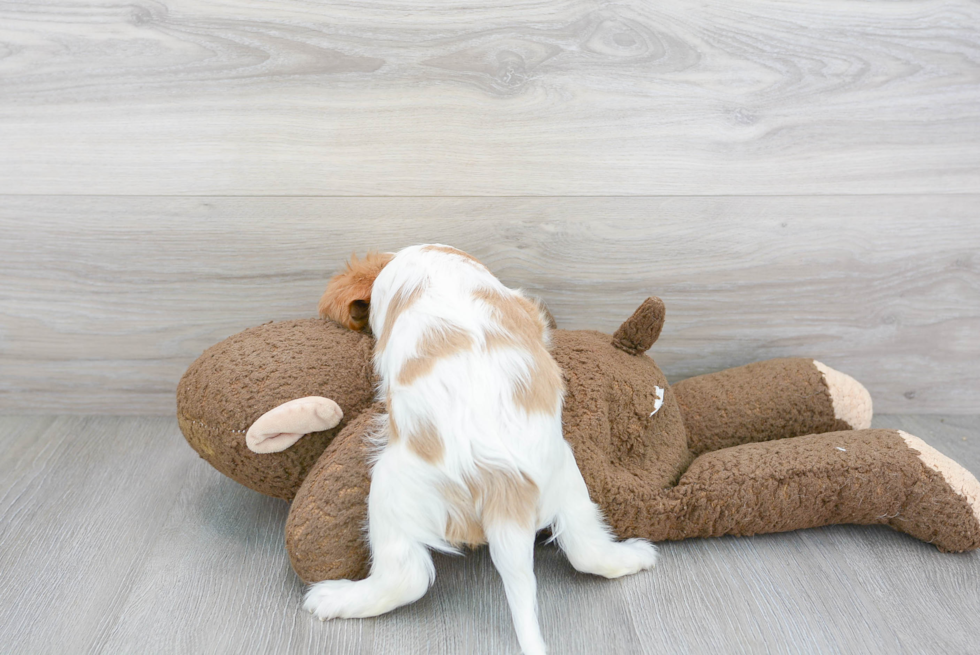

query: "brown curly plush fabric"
(285, 403), (381, 582)
(551, 329), (691, 508)
(177, 319), (376, 500)
(614, 429), (980, 552)
(674, 358), (852, 455)
(176, 305), (980, 584)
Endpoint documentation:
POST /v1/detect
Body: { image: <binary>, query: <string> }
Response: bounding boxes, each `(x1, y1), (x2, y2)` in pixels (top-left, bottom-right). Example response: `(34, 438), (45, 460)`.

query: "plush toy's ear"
(246, 396), (344, 453)
(318, 252), (394, 331)
(612, 297), (666, 355)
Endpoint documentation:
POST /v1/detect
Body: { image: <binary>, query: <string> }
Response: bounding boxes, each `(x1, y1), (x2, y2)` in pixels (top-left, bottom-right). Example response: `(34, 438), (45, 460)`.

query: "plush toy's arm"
(611, 429), (980, 553)
(673, 358), (872, 456)
(286, 403), (380, 583)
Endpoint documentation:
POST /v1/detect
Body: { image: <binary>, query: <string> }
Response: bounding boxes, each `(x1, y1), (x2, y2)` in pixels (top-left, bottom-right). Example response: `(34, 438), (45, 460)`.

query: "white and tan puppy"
(309, 244), (657, 655)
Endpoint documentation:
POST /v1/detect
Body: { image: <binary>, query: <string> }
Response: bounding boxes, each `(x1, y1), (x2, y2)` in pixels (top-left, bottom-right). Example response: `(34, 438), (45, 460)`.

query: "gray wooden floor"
(2, 414), (978, 654)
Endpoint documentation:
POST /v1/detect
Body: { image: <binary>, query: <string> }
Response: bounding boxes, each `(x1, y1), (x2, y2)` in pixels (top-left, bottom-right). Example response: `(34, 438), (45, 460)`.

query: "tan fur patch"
(397, 325), (474, 386)
(476, 469), (540, 529)
(386, 398), (399, 443)
(318, 252), (394, 331)
(484, 330), (518, 351)
(474, 288), (543, 344)
(441, 468), (540, 547)
(515, 296), (548, 338)
(474, 288), (562, 414)
(442, 482), (487, 547)
(375, 283), (426, 353)
(445, 514), (487, 548)
(513, 349), (564, 415)
(421, 245), (486, 269)
(407, 417), (444, 464)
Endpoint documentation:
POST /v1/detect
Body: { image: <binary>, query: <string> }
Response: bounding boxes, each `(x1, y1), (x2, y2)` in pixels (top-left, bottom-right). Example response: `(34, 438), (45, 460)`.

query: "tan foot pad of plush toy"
(177, 298), (980, 583)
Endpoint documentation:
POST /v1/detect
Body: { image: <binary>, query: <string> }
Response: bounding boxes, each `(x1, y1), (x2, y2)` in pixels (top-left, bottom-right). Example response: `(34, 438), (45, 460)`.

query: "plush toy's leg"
(673, 358), (872, 455)
(286, 405), (379, 583)
(613, 429), (980, 553)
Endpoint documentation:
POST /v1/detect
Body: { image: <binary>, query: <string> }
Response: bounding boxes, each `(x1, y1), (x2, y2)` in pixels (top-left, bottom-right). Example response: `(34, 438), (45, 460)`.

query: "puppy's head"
(318, 251), (394, 332)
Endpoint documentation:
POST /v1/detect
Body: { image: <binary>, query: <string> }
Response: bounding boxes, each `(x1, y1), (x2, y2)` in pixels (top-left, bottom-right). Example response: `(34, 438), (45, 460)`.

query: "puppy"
(311, 244), (657, 655)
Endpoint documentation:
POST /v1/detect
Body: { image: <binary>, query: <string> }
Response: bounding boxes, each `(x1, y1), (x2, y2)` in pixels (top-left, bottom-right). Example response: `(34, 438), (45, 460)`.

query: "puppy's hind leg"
(550, 445), (658, 579)
(304, 452), (435, 620)
(485, 521), (548, 655)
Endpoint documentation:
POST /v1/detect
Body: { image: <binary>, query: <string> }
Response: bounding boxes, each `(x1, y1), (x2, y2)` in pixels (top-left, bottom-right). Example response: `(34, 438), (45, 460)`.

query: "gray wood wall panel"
(2, 415), (979, 653)
(1, 0), (978, 195)
(1, 195), (978, 415)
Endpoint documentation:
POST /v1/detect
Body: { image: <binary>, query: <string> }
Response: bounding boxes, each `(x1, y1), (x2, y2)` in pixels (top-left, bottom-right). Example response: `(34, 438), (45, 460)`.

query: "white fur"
(304, 245), (658, 655)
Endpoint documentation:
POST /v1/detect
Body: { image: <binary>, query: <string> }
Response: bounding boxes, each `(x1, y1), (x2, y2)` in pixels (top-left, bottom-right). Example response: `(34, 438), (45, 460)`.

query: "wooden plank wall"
(1, 0), (978, 414)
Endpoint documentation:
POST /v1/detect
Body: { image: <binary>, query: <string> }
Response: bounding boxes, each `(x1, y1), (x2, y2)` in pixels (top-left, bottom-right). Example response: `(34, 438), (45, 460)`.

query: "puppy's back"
(370, 244), (564, 498)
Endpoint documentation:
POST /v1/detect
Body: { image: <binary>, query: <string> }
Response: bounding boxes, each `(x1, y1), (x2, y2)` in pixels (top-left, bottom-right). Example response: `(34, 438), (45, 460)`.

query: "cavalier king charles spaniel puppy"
(309, 244), (657, 655)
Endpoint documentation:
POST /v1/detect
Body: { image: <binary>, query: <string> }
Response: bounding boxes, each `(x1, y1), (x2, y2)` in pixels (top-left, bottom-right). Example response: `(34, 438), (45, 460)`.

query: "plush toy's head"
(176, 297), (682, 506)
(177, 319), (379, 499)
(547, 298), (690, 520)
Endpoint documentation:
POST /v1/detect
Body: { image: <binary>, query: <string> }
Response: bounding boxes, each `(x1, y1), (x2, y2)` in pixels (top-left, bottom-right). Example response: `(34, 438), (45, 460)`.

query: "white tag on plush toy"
(650, 386), (664, 417)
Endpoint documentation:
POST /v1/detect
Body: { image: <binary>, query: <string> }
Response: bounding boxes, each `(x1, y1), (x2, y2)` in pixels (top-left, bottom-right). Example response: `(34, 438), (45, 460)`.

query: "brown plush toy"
(177, 298), (980, 584)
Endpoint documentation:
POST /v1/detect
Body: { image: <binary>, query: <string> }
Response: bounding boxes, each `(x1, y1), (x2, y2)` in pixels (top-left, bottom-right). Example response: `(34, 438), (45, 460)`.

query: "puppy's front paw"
(303, 579), (358, 621)
(596, 538), (659, 579)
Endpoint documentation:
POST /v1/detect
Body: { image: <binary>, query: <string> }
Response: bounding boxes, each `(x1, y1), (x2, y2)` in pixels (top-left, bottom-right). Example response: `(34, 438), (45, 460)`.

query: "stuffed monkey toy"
(178, 298), (980, 583)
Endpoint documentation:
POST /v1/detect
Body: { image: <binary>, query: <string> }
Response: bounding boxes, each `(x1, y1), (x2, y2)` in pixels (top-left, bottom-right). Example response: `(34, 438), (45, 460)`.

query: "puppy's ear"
(349, 299), (370, 326)
(319, 252), (394, 331)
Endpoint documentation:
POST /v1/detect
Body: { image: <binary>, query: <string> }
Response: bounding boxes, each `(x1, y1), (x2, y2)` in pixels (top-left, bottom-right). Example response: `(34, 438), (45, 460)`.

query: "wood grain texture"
(1, 415), (978, 653)
(2, 195), (978, 414)
(0, 416), (194, 653)
(1, 0), (978, 195)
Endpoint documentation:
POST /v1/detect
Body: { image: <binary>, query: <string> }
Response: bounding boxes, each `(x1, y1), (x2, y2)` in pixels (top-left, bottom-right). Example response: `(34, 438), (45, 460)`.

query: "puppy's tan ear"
(319, 252), (394, 331)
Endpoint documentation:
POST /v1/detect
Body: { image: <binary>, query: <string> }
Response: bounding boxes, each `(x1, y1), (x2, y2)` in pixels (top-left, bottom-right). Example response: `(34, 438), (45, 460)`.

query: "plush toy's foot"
(813, 361), (873, 430)
(246, 396), (343, 453)
(892, 431), (980, 551)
